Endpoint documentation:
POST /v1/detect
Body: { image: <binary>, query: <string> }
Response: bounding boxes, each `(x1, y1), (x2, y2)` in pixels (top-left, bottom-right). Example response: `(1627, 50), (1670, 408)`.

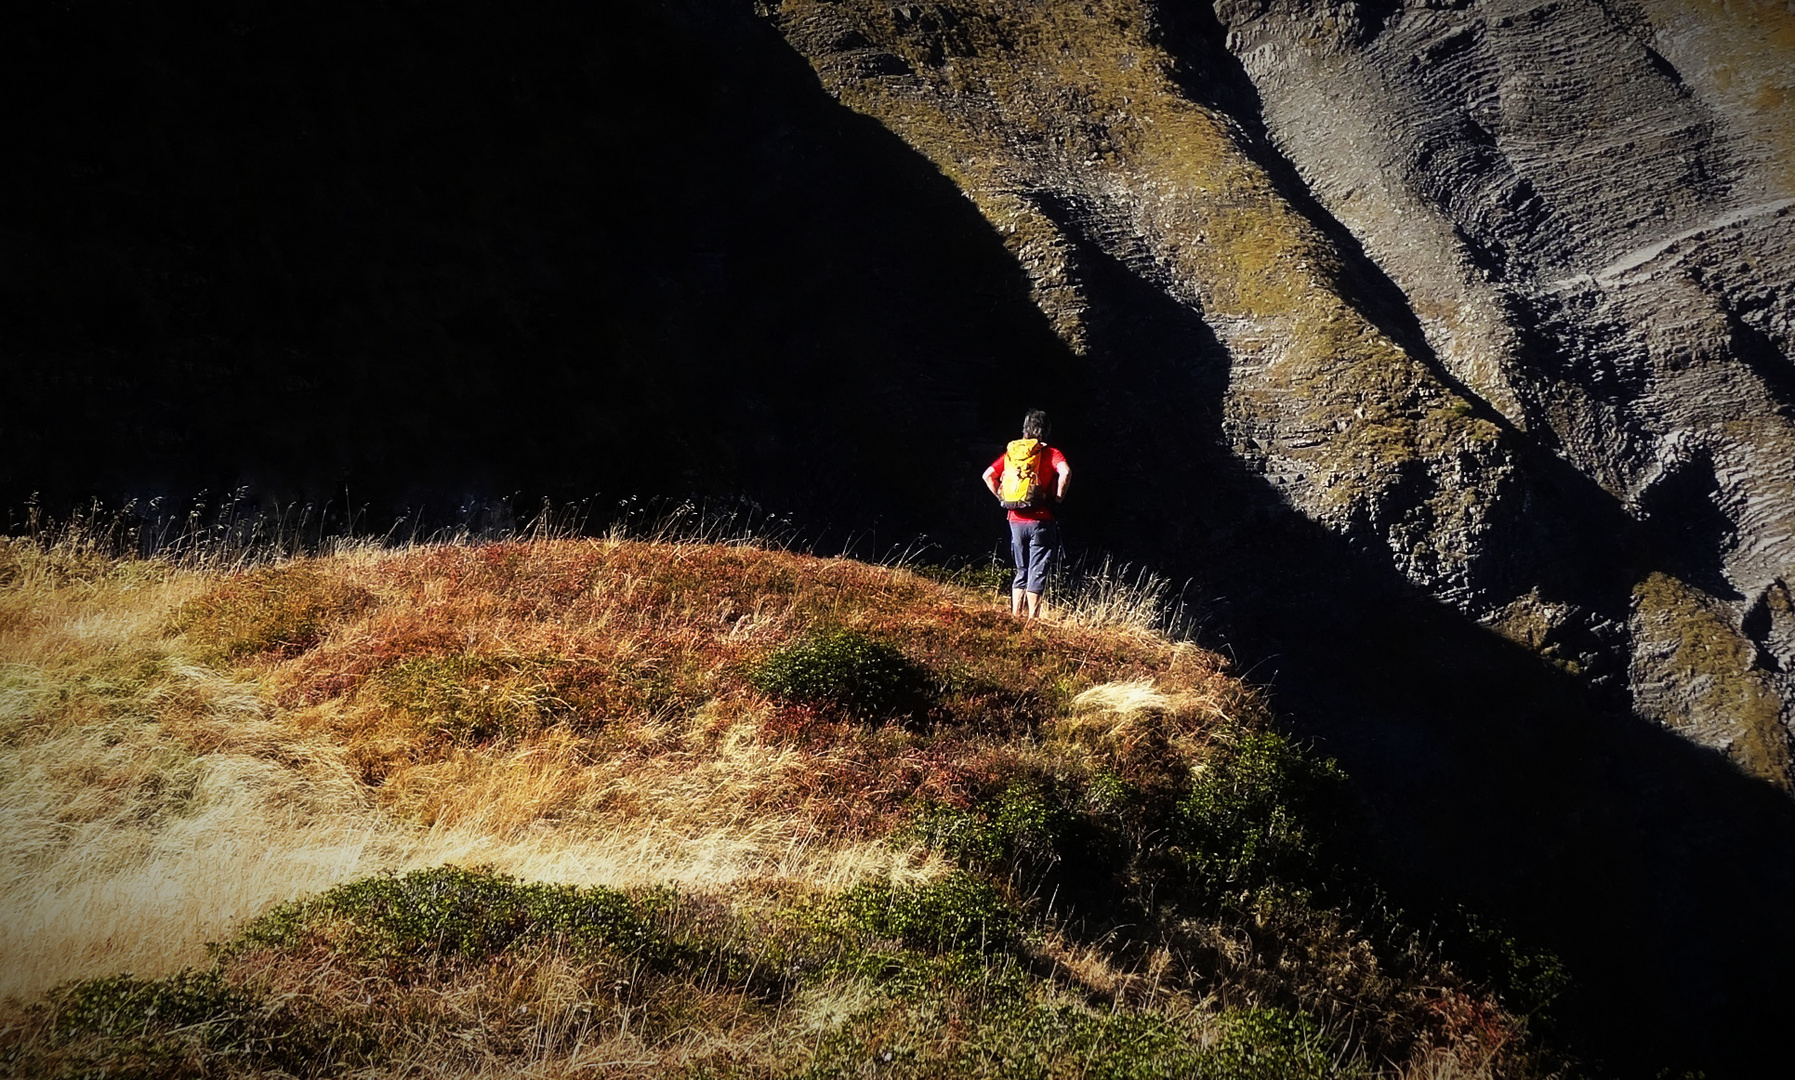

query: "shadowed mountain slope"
(2, 0), (1071, 547)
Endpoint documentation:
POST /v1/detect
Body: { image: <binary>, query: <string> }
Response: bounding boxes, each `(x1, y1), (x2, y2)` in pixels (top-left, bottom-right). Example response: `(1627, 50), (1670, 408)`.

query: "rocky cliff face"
(1216, 0), (1795, 779)
(762, 0), (1795, 786)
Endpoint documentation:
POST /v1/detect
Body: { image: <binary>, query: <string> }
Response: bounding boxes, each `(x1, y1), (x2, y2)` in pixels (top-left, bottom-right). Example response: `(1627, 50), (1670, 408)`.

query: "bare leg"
(1025, 590), (1044, 619)
(1012, 587), (1027, 616)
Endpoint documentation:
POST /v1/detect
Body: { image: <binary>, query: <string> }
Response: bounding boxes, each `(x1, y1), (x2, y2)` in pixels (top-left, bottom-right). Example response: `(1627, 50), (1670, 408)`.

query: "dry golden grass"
(0, 534), (1554, 1078)
(0, 535), (1236, 1004)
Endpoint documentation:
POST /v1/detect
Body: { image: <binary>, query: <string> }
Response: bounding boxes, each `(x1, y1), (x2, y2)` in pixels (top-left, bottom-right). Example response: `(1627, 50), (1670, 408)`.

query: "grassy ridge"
(0, 536), (1567, 1077)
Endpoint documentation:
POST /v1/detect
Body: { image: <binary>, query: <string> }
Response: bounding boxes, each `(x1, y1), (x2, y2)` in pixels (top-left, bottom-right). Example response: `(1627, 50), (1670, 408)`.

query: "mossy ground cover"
(1, 536), (1571, 1076)
(1631, 571), (1791, 787)
(2, 865), (1349, 1079)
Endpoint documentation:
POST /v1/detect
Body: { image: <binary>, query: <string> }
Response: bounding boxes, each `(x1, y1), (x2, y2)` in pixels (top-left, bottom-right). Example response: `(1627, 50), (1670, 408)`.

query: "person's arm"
(982, 464), (1001, 498)
(1053, 458), (1070, 501)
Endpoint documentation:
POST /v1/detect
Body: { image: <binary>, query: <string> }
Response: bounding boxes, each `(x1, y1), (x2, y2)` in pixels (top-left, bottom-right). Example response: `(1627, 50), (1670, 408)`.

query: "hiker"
(982, 409), (1071, 619)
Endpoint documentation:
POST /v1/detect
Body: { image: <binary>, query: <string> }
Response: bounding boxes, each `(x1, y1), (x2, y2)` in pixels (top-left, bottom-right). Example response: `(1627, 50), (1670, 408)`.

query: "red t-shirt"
(990, 445), (1068, 522)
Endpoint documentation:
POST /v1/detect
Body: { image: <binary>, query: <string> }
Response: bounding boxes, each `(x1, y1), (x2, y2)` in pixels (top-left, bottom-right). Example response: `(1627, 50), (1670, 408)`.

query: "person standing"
(982, 409), (1071, 619)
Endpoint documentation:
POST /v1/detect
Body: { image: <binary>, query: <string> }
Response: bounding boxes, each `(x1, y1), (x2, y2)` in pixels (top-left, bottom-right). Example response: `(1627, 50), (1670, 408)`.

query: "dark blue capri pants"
(1008, 519), (1059, 594)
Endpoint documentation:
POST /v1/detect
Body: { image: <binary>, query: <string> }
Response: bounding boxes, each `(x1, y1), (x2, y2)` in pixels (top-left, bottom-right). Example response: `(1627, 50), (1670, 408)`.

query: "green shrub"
(906, 805), (1007, 867)
(750, 629), (931, 719)
(832, 872), (1020, 954)
(1200, 1007), (1335, 1080)
(226, 865), (672, 971)
(955, 1004), (1207, 1080)
(1448, 907), (1572, 1020)
(1084, 769), (1133, 814)
(47, 970), (248, 1047)
(1173, 729), (1346, 900)
(799, 989), (1331, 1080)
(25, 968), (362, 1079)
(906, 782), (1068, 869)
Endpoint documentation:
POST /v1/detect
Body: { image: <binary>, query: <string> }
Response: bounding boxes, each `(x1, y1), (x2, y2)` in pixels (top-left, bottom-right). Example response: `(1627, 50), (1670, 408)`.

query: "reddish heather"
(172, 539), (1250, 839)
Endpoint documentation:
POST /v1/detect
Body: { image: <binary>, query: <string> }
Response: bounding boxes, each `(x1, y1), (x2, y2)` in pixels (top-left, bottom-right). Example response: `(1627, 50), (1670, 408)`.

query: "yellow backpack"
(999, 439), (1050, 509)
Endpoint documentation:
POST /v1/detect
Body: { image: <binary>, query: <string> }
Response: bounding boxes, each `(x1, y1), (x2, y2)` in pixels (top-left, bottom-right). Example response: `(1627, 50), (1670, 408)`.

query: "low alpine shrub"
(47, 970), (248, 1047)
(1173, 728), (1347, 901)
(832, 871), (1021, 955)
(1201, 1007), (1337, 1080)
(953, 1003), (1207, 1080)
(905, 781), (1070, 870)
(225, 865), (673, 972)
(750, 628), (931, 719)
(24, 969), (365, 1078)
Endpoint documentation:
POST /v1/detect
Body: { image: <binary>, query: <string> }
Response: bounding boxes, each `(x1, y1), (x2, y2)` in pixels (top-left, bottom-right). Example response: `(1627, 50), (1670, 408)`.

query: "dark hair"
(1022, 409), (1050, 440)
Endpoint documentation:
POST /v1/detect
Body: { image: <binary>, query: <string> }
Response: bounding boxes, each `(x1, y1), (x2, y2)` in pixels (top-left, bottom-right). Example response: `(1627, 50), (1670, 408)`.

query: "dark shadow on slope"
(1725, 305), (1795, 420)
(1019, 192), (1235, 571)
(0, 0), (1074, 554)
(1033, 222), (1795, 1079)
(1213, 523), (1795, 1080)
(1634, 449), (1744, 601)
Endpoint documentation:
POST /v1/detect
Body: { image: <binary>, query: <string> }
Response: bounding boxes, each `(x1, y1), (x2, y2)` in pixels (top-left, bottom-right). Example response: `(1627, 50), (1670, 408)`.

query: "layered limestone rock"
(1211, 0), (1795, 776)
(762, 0), (1795, 783)
(772, 0), (1521, 593)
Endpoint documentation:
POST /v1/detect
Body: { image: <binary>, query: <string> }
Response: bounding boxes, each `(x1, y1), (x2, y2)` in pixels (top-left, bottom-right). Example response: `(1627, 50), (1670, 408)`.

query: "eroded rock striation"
(763, 0), (1795, 785)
